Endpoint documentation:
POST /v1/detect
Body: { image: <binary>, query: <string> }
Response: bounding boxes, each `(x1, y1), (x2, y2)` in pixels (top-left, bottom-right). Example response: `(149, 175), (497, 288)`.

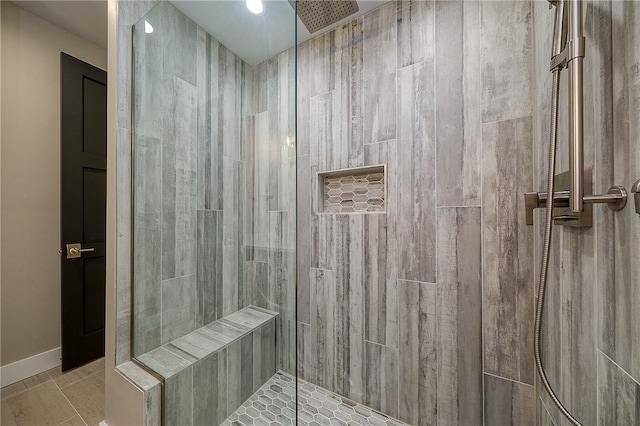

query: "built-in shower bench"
(137, 305), (278, 425)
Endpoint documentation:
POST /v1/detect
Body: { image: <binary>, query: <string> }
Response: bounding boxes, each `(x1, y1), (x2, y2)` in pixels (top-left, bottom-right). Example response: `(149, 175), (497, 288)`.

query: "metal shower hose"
(534, 69), (582, 426)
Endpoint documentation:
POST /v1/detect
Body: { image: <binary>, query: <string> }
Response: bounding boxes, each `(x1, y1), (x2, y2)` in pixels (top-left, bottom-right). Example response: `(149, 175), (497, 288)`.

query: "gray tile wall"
(115, 2), (165, 425)
(133, 1), (297, 378)
(158, 319), (277, 426)
(117, 0), (161, 370)
(247, 49), (297, 375)
(532, 1), (640, 424)
(124, 0), (640, 424)
(133, 1), (253, 356)
(296, 1), (535, 424)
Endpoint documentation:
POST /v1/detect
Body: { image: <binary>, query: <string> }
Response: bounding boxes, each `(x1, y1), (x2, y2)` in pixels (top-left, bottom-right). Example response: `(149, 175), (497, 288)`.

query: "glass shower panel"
(132, 1), (297, 424)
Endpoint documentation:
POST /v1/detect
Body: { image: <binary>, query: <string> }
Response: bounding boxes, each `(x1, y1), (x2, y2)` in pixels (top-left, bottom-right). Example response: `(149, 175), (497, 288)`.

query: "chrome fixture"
(534, 186), (627, 211)
(632, 179), (640, 214)
(290, 0), (359, 33)
(528, 1), (629, 425)
(568, 0), (585, 213)
(526, 168), (593, 227)
(525, 168), (627, 226)
(525, 0), (627, 225)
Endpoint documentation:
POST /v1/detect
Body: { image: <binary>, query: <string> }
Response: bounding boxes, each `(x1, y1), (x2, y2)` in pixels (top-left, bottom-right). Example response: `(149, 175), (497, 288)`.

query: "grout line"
(54, 361), (104, 391)
(477, 0), (486, 423)
(539, 395), (558, 426)
(53, 377), (83, 391)
(51, 374), (87, 426)
(599, 349), (640, 387)
(363, 138), (396, 146)
(480, 113), (534, 126)
(82, 369), (106, 383)
(1, 379), (49, 401)
(396, 278), (436, 286)
(363, 339), (397, 350)
(432, 0), (440, 423)
(483, 372), (535, 389)
(54, 414), (82, 426)
(436, 205), (482, 209)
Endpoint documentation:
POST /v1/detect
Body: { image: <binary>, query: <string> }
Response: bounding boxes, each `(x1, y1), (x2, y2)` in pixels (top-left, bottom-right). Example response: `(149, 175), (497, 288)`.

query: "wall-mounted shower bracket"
(550, 37), (584, 71)
(525, 167), (628, 226)
(526, 168), (593, 227)
(550, 52), (568, 71)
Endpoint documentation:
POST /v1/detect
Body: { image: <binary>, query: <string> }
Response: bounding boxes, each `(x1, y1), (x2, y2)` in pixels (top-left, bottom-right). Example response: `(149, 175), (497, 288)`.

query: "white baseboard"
(0, 347), (61, 387)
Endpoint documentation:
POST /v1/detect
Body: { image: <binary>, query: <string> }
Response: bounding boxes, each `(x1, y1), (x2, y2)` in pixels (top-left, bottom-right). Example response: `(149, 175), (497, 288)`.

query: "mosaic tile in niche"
(322, 167), (385, 213)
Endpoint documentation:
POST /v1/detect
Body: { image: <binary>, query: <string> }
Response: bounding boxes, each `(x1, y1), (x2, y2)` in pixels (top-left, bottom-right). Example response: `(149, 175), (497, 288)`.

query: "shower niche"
(317, 165), (386, 214)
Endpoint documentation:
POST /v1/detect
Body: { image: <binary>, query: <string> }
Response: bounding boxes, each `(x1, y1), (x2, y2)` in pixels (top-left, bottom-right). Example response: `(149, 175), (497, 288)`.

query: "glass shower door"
(131, 1), (297, 424)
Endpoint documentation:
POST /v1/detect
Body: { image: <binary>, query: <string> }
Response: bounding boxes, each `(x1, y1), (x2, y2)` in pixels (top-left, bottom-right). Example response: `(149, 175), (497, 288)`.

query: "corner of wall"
(105, 0), (123, 422)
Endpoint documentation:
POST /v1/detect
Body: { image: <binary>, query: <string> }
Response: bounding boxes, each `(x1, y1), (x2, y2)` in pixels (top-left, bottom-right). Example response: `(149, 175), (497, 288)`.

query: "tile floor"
(1, 358), (105, 426)
(223, 371), (408, 426)
(1, 362), (406, 426)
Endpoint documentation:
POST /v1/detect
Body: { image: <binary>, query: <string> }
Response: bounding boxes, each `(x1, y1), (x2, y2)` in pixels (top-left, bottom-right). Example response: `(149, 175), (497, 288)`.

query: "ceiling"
(11, 1), (108, 49)
(171, 0), (390, 65)
(9, 0), (389, 65)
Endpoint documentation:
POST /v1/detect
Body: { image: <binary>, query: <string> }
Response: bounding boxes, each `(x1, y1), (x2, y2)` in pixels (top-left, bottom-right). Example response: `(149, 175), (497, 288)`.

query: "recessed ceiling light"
(246, 0), (264, 15)
(144, 20), (154, 34)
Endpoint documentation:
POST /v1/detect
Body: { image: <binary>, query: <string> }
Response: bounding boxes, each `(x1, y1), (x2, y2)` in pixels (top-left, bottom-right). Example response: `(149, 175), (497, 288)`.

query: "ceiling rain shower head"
(290, 0), (360, 34)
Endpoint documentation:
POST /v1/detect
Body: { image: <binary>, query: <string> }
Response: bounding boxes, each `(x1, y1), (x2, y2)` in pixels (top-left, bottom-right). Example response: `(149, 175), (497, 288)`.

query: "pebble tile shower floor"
(222, 371), (408, 426)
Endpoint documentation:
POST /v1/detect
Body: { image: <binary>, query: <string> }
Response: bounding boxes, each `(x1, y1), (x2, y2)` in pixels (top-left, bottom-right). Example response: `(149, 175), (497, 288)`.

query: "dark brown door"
(60, 53), (107, 371)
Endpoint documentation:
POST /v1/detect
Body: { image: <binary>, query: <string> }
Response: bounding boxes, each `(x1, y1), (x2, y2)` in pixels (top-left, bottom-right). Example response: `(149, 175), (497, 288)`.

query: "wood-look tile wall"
(133, 1), (297, 376)
(533, 1), (640, 424)
(161, 320), (277, 426)
(296, 1), (535, 424)
(114, 1), (166, 424)
(126, 0), (640, 423)
(248, 49), (297, 375)
(133, 1), (250, 356)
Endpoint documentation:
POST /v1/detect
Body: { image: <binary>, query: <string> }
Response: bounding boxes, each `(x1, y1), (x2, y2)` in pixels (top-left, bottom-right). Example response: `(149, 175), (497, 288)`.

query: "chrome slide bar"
(567, 0), (585, 212)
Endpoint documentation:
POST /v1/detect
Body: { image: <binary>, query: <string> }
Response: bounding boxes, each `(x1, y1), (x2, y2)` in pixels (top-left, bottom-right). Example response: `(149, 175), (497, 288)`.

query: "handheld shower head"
(551, 0), (567, 62)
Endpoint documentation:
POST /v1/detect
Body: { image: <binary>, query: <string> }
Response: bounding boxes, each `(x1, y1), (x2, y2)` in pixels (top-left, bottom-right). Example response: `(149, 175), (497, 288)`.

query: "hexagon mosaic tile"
(323, 170), (385, 213)
(222, 371), (408, 426)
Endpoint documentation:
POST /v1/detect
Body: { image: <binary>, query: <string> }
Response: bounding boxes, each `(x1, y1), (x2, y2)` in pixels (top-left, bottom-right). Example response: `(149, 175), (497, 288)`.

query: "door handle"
(66, 243), (95, 259)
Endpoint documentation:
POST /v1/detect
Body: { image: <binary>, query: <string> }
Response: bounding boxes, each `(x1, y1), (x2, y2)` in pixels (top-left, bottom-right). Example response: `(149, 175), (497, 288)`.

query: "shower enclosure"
(118, 0), (640, 425)
(132, 1), (297, 423)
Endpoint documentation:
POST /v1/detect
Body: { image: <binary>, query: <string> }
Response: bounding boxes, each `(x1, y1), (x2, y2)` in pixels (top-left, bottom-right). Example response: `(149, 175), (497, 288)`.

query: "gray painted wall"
(296, 1), (535, 424)
(533, 1), (640, 424)
(1, 1), (107, 367)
